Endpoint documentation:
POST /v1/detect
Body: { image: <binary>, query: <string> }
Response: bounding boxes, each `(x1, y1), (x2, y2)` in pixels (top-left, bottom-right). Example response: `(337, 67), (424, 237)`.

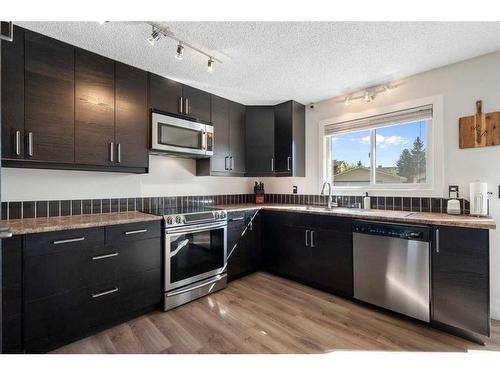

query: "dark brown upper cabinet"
(196, 96), (246, 176)
(75, 49), (115, 166)
(245, 106), (275, 176)
(274, 100), (305, 176)
(24, 30), (75, 163)
(1, 24), (25, 160)
(115, 62), (149, 169)
(149, 73), (211, 123)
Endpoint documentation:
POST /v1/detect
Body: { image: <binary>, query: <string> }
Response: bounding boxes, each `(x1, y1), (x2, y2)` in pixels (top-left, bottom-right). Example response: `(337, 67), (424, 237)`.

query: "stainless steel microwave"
(151, 112), (213, 158)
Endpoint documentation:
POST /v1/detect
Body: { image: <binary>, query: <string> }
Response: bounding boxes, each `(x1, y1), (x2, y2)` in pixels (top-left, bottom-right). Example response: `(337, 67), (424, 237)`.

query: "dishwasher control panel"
(353, 221), (430, 242)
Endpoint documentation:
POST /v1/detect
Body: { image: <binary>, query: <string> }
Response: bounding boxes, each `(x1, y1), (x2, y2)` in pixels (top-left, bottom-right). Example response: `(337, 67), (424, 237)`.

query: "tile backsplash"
(1, 193), (468, 220)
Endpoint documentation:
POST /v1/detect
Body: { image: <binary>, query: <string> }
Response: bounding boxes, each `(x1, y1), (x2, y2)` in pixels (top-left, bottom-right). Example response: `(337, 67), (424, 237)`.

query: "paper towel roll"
(470, 181), (488, 216)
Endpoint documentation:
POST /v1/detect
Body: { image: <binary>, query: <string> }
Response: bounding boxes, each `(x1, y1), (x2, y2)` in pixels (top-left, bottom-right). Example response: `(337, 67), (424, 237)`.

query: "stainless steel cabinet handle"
(225, 156), (229, 170)
(27, 132), (34, 157)
(310, 230), (316, 248)
(184, 97), (189, 115)
(117, 143), (121, 163)
(109, 142), (114, 162)
(305, 229), (310, 247)
(0, 227), (14, 239)
(92, 252), (119, 261)
(287, 156), (291, 171)
(92, 287), (119, 299)
(230, 156), (234, 170)
(15, 131), (21, 156)
(271, 157), (274, 172)
(229, 217), (244, 222)
(202, 131), (207, 150)
(53, 237), (85, 245)
(178, 96), (184, 114)
(435, 229), (440, 253)
(124, 229), (147, 235)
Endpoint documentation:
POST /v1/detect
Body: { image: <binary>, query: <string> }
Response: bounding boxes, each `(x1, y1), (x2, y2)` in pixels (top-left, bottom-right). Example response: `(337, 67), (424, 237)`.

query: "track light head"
(147, 27), (161, 46)
(176, 43), (184, 60)
(207, 58), (214, 73)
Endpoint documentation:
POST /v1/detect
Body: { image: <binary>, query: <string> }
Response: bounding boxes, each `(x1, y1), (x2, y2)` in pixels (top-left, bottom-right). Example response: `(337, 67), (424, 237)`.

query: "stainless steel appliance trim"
(166, 275), (224, 297)
(92, 252), (119, 260)
(164, 223), (227, 291)
(0, 227), (14, 239)
(305, 229), (310, 247)
(124, 229), (147, 235)
(151, 112), (209, 156)
(91, 287), (119, 299)
(27, 132), (33, 157)
(353, 231), (430, 322)
(15, 130), (21, 156)
(117, 143), (121, 163)
(109, 142), (114, 162)
(53, 237), (85, 245)
(435, 228), (440, 253)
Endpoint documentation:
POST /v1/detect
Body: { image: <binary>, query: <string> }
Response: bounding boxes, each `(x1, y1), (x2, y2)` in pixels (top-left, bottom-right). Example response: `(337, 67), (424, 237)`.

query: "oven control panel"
(164, 210), (227, 228)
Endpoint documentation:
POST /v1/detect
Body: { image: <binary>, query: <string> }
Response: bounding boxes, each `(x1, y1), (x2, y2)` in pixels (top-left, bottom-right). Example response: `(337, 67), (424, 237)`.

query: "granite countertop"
(211, 203), (496, 230)
(0, 211), (162, 236)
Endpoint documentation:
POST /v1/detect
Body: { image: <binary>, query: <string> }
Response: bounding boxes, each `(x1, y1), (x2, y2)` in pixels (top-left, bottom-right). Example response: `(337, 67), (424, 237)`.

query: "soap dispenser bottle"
(363, 192), (371, 210)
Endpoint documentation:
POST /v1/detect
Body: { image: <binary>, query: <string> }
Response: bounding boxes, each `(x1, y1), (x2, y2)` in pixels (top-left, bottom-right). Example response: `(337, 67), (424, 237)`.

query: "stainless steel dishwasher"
(353, 220), (431, 322)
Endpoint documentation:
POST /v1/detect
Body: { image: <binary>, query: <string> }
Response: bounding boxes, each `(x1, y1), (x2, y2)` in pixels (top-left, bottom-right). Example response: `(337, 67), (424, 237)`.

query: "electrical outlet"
(293, 186), (298, 194)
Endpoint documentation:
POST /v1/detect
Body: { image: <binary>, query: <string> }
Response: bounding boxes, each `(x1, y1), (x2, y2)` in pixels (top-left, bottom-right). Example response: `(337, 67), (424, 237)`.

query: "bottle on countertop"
(363, 192), (371, 210)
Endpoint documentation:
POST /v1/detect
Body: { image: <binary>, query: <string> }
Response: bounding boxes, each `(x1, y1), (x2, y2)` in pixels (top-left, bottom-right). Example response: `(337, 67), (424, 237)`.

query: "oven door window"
(158, 122), (202, 150)
(170, 228), (225, 283)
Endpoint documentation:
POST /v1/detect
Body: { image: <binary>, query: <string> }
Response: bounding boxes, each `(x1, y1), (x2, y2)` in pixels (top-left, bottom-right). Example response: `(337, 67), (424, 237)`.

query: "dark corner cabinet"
(227, 210), (262, 282)
(1, 221), (162, 353)
(245, 100), (305, 177)
(431, 225), (490, 338)
(149, 73), (211, 123)
(196, 95), (246, 176)
(262, 211), (353, 297)
(1, 26), (148, 173)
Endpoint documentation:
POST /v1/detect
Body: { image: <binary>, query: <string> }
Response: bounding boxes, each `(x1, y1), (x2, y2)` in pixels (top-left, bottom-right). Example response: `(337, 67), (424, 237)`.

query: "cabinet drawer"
(227, 211), (246, 229)
(24, 268), (161, 353)
(105, 220), (160, 244)
(24, 227), (104, 256)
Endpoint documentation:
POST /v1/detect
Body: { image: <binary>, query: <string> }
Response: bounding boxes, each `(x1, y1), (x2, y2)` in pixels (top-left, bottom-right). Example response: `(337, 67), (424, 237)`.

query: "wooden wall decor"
(459, 100), (500, 149)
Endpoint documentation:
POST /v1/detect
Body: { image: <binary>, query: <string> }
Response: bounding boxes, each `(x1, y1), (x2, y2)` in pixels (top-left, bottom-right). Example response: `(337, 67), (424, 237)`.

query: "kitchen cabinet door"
(245, 106), (275, 176)
(115, 62), (149, 169)
(1, 24), (24, 160)
(431, 226), (490, 336)
(149, 73), (183, 115)
(278, 225), (311, 282)
(2, 236), (23, 353)
(75, 49), (115, 166)
(183, 85), (211, 123)
(274, 100), (305, 176)
(308, 227), (353, 297)
(25, 30), (75, 163)
(229, 101), (246, 174)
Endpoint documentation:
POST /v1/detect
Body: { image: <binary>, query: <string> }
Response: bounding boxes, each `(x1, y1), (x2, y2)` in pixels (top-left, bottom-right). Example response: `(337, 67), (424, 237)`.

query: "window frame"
(318, 95), (444, 197)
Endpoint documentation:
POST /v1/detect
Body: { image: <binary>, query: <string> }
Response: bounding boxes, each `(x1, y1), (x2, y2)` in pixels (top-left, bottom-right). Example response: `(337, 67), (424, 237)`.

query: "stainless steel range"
(162, 208), (227, 311)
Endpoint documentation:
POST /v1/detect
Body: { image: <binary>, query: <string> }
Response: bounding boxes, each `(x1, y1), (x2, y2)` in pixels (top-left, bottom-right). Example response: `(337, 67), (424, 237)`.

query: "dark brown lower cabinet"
(0, 220), (163, 353)
(431, 225), (490, 337)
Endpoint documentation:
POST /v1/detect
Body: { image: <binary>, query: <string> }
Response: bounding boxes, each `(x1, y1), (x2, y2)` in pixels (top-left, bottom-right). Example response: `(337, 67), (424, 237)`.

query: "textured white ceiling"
(16, 21), (500, 105)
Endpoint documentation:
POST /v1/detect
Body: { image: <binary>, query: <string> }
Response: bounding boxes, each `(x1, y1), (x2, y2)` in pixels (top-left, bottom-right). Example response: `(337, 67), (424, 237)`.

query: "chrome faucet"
(321, 181), (337, 208)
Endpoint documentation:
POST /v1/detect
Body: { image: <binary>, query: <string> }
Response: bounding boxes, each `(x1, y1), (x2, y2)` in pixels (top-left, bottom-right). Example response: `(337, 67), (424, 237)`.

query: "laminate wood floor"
(52, 272), (500, 354)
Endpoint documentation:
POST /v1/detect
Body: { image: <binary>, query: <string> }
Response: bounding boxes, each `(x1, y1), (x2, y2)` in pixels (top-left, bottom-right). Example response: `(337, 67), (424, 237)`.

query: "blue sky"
(331, 120), (428, 167)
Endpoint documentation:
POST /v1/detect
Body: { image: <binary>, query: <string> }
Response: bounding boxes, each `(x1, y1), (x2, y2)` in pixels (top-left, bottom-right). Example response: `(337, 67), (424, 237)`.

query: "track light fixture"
(175, 43), (184, 60)
(207, 58), (214, 73)
(147, 26), (161, 46)
(342, 84), (394, 106)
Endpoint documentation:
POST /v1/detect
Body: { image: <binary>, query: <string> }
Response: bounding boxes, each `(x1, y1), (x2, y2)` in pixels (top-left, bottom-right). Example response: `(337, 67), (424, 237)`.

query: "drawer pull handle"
(92, 252), (119, 260)
(92, 287), (119, 299)
(53, 237), (85, 245)
(124, 229), (147, 235)
(229, 217), (245, 222)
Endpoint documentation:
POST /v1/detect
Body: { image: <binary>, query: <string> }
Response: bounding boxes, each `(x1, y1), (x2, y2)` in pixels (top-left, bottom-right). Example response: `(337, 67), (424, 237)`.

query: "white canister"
(469, 181), (488, 216)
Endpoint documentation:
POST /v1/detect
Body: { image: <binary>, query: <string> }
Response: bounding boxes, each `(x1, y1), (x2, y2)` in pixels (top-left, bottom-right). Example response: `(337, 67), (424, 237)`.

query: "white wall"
(1, 155), (253, 201)
(262, 50), (500, 319)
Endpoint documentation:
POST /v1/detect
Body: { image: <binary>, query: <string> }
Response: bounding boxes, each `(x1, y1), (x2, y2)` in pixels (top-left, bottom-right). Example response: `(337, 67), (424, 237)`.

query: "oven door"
(165, 222), (227, 291)
(151, 112), (209, 156)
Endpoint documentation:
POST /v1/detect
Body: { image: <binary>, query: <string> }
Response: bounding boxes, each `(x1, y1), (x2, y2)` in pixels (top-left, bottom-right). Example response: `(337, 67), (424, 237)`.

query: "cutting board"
(459, 100), (500, 148)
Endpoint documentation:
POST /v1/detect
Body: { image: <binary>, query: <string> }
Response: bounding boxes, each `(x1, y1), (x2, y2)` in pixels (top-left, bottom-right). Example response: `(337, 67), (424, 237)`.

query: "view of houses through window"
(330, 120), (429, 186)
